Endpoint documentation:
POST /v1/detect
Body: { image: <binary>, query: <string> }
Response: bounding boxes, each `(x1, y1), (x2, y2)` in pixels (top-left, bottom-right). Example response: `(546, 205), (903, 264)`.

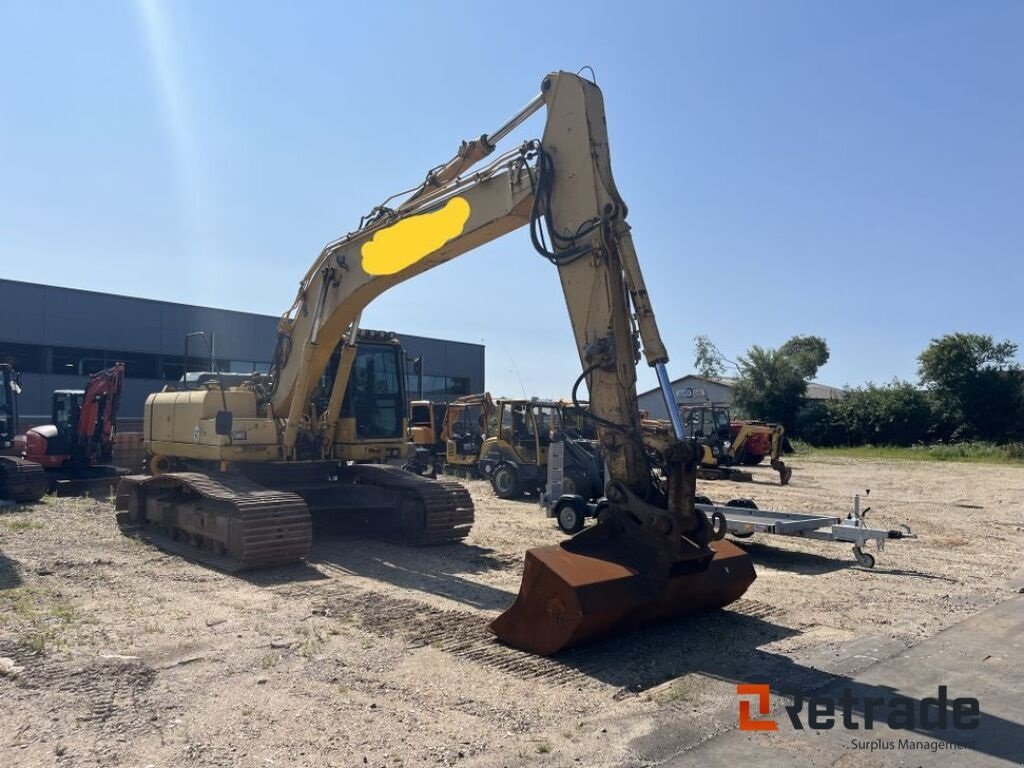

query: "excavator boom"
(264, 71), (754, 653)
(120, 71), (755, 653)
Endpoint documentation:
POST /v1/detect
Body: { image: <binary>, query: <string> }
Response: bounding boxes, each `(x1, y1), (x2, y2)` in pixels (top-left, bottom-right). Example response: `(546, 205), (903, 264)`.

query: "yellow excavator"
(115, 71), (755, 655)
(681, 404), (792, 485)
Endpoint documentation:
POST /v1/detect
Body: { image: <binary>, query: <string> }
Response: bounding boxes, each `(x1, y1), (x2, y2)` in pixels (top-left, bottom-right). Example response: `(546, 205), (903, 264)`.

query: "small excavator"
(115, 71), (755, 655)
(15, 362), (129, 495)
(681, 404), (792, 485)
(0, 364), (48, 503)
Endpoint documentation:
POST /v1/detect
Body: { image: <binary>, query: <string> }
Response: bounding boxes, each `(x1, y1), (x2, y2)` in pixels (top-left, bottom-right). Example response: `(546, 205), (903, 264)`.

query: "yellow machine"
(477, 398), (603, 501)
(441, 393), (493, 477)
(681, 404), (792, 485)
(403, 399), (449, 476)
(116, 71), (755, 655)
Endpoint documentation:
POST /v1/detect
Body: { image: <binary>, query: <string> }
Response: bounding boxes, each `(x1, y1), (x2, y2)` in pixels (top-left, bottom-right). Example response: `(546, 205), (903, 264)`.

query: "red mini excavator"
(15, 362), (128, 495)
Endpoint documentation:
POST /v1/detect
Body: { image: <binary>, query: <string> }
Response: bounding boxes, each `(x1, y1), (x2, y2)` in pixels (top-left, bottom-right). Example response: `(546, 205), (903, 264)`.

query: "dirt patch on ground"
(1, 457), (1021, 767)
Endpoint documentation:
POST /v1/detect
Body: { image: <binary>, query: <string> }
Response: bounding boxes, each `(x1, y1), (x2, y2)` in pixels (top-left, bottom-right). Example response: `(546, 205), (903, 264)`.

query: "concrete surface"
(663, 593), (1024, 767)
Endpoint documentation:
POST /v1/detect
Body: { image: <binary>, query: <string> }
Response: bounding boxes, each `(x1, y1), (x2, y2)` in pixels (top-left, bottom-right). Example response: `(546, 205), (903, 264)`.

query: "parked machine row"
(1, 362), (127, 503)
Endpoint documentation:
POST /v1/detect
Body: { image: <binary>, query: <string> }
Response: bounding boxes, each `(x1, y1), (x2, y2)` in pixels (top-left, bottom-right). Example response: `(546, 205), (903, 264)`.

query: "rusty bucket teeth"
(488, 538), (755, 656)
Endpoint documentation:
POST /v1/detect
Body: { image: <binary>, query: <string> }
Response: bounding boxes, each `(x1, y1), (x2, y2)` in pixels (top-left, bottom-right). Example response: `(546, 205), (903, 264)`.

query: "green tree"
(732, 335), (829, 430)
(692, 335), (736, 378)
(799, 381), (936, 446)
(918, 333), (1024, 441)
(779, 335), (830, 378)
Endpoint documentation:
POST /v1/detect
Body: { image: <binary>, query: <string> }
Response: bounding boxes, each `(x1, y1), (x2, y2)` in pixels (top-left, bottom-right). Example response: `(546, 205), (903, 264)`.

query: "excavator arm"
(76, 363), (124, 464)
(273, 74), (670, 479)
(266, 71), (754, 653)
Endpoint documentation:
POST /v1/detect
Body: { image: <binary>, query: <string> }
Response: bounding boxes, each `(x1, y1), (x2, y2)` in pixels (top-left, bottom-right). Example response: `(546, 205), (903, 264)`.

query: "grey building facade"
(0, 278), (484, 429)
(637, 374), (845, 421)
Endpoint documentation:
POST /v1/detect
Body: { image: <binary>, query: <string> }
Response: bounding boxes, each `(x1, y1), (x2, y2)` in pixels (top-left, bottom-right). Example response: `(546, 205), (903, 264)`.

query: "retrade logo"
(736, 684), (979, 733)
(737, 684), (778, 731)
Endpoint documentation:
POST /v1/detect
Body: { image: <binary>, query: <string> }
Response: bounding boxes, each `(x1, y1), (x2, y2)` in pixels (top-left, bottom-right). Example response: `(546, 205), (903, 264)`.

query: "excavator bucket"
(489, 537), (755, 656)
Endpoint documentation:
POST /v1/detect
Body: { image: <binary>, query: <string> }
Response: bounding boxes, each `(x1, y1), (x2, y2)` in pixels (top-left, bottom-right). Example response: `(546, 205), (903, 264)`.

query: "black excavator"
(0, 364), (47, 503)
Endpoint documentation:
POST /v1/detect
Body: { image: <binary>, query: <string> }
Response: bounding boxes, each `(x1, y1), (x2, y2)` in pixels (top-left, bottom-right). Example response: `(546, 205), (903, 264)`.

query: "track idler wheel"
(488, 525), (756, 656)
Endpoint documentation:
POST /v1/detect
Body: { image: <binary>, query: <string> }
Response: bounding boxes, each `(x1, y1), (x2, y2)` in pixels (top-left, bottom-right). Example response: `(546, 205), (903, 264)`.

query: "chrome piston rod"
(655, 362), (685, 441)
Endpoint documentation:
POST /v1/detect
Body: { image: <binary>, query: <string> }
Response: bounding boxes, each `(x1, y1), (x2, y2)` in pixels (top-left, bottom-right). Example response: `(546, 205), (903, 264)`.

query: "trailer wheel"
(725, 498), (757, 538)
(852, 545), (876, 569)
(555, 498), (587, 535)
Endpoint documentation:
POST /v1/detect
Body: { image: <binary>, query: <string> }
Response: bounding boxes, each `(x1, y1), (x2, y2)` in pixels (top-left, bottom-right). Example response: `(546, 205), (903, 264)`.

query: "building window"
(114, 353), (159, 379)
(160, 359), (185, 382)
(408, 374), (471, 402)
(51, 346), (107, 376)
(0, 342), (45, 374)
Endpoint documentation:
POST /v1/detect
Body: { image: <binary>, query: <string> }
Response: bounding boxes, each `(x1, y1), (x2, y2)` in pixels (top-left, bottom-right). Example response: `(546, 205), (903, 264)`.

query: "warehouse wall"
(1, 279), (484, 430)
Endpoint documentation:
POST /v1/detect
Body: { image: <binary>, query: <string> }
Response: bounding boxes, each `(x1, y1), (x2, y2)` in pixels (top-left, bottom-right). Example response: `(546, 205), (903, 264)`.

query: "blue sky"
(2, 1), (1022, 397)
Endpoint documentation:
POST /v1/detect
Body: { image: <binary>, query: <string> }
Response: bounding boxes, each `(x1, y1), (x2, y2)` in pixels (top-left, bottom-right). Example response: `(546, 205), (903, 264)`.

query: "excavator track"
(0, 456), (48, 503)
(341, 463), (474, 545)
(115, 472), (312, 571)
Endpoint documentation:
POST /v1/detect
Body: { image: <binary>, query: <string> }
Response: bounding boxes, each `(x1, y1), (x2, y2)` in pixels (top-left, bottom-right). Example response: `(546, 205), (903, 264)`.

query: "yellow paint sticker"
(360, 196), (471, 276)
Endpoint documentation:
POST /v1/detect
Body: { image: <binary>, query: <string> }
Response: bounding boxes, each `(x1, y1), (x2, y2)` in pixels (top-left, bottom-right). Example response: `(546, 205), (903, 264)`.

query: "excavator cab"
(682, 404), (732, 441)
(314, 334), (410, 460)
(50, 390), (86, 458)
(408, 401), (446, 447)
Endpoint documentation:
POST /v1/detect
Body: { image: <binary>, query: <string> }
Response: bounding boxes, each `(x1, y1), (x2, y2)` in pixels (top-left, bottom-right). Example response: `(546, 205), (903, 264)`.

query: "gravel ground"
(0, 456), (1021, 768)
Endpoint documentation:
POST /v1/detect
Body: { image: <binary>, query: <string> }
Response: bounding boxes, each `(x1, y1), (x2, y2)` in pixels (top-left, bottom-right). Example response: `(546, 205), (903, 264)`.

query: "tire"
(852, 546), (876, 568)
(490, 463), (521, 499)
(556, 500), (586, 534)
(725, 498), (757, 538)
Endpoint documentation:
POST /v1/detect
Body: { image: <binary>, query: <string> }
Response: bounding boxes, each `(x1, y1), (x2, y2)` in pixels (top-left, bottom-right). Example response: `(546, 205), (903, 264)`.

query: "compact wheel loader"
(116, 71), (755, 655)
(479, 398), (604, 502)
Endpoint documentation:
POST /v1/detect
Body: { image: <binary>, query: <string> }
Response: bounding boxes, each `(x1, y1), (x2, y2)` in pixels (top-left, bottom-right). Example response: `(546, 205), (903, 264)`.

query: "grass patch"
(260, 652), (280, 669)
(0, 586), (77, 655)
(794, 441), (1024, 466)
(299, 624), (324, 659)
(535, 742), (551, 754)
(1, 518), (45, 533)
(650, 680), (689, 706)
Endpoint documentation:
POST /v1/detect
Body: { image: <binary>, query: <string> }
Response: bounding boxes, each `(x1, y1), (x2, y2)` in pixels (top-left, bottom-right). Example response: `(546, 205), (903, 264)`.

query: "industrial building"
(0, 278), (484, 429)
(637, 374), (845, 420)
